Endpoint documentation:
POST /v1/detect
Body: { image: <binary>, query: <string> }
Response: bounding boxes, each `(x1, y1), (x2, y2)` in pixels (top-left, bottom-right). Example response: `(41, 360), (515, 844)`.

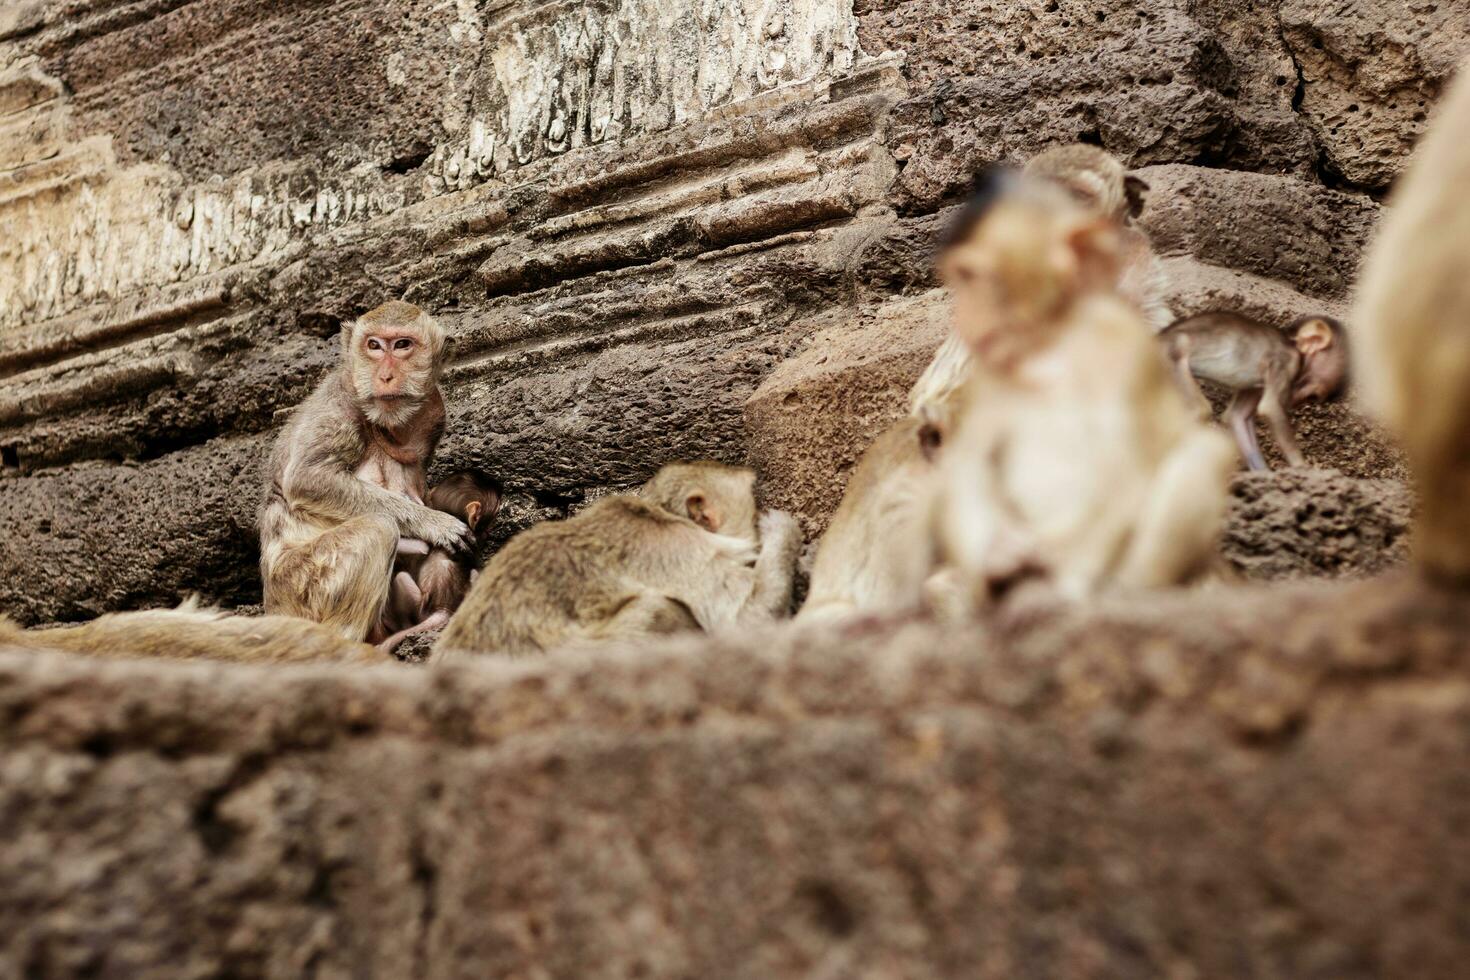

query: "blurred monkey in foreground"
(1160, 311), (1348, 470)
(809, 145), (1176, 619)
(909, 143), (1170, 417)
(435, 463), (802, 659)
(1353, 62), (1470, 583)
(259, 301), (473, 642)
(373, 470), (503, 652)
(919, 171), (1235, 604)
(0, 601), (387, 664)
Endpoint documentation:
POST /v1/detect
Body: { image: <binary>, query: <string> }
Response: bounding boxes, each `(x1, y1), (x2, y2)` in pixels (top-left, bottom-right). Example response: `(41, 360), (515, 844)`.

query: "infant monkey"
(434, 462), (802, 659)
(374, 469), (503, 652)
(1160, 312), (1348, 470)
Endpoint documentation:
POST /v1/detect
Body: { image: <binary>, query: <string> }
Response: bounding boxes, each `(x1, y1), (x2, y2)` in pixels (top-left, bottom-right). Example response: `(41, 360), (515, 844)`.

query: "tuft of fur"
(0, 600), (388, 664)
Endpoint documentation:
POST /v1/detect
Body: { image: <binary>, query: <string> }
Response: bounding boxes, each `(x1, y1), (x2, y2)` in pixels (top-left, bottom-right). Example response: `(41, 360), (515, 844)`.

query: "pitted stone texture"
(1137, 165), (1379, 301)
(1281, 0), (1470, 191)
(1223, 468), (1413, 580)
(2, 579), (1470, 977)
(0, 438), (267, 626)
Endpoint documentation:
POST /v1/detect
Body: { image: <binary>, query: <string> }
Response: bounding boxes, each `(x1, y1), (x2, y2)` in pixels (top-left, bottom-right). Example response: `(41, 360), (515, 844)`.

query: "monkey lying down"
(433, 462), (803, 660)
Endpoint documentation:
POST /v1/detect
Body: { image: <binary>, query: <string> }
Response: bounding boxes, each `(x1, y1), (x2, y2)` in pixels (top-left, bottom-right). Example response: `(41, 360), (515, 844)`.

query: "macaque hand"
(397, 538), (431, 558)
(417, 509), (475, 559)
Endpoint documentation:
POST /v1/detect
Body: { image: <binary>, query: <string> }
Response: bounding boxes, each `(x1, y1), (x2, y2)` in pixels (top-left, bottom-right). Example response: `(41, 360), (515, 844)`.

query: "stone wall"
(4, 578), (1470, 977)
(2, 0), (1462, 623)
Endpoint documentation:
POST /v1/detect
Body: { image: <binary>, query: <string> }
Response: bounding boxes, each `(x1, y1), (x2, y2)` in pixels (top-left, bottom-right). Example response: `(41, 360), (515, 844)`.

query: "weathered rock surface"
(3, 577), (1470, 977)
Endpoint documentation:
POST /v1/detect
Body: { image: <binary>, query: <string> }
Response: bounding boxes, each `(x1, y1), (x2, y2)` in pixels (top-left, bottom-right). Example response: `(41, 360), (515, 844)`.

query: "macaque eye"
(393, 338), (414, 352)
(367, 338), (383, 351)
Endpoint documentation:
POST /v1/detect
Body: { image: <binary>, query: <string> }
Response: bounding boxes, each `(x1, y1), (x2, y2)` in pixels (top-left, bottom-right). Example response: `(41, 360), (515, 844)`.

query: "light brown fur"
(434, 462), (802, 659)
(1353, 61), (1470, 582)
(259, 301), (472, 642)
(909, 144), (1171, 418)
(921, 172), (1235, 606)
(0, 602), (387, 664)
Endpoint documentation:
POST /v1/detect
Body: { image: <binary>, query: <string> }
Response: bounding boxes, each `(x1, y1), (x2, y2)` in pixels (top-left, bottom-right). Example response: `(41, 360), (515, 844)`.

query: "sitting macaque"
(434, 462), (802, 659)
(373, 469), (503, 652)
(0, 601), (387, 664)
(1352, 60), (1470, 582)
(908, 143), (1171, 418)
(259, 301), (473, 643)
(1159, 312), (1348, 470)
(809, 146), (1175, 621)
(920, 170), (1236, 605)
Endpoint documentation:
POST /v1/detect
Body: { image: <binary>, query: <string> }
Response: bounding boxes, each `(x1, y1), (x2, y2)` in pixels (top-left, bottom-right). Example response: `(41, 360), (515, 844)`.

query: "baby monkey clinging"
(1160, 312), (1348, 470)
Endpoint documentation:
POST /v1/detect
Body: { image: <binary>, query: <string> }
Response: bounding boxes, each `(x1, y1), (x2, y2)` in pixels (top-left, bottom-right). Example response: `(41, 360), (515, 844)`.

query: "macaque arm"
(1117, 428), (1237, 589)
(737, 511), (803, 623)
(1224, 389), (1268, 471)
(1258, 369), (1306, 467)
(281, 411), (466, 548)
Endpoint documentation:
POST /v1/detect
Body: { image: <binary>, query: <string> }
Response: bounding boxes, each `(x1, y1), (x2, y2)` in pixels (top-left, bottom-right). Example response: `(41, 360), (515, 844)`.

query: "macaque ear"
(1294, 319), (1335, 357)
(464, 500), (482, 529)
(1123, 175), (1150, 220)
(1065, 218), (1122, 289)
(686, 492), (721, 532)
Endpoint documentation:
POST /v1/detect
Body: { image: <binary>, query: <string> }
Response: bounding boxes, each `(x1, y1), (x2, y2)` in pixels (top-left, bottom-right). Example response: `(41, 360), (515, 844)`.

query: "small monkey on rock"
(259, 301), (473, 643)
(435, 462), (802, 659)
(0, 601), (387, 664)
(374, 469), (503, 652)
(1353, 59), (1470, 582)
(1160, 311), (1348, 470)
(919, 170), (1236, 605)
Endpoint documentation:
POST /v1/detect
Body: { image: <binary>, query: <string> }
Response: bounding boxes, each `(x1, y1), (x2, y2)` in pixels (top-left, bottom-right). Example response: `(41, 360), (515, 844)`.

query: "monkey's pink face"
(362, 331), (424, 401)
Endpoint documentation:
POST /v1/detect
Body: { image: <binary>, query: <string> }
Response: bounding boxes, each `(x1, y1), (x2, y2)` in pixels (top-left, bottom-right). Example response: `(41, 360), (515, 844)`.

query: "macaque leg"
(387, 571), (423, 628)
(376, 609), (451, 656)
(592, 594), (702, 642)
(264, 514), (398, 642)
(737, 512), (804, 623)
(1225, 389), (1269, 471)
(397, 538), (430, 559)
(1171, 353), (1215, 421)
(1117, 430), (1237, 589)
(1258, 384), (1307, 467)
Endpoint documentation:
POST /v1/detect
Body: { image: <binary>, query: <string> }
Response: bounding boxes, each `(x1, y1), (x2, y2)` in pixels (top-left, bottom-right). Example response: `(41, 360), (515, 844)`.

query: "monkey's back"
(805, 417), (933, 613)
(437, 495), (685, 657)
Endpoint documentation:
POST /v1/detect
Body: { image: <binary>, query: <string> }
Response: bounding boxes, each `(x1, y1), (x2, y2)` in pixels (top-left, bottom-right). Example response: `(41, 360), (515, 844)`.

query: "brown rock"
(2, 578), (1470, 976)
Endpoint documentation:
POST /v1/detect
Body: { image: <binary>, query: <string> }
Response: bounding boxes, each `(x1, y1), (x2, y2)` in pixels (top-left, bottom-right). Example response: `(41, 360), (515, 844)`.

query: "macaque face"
(942, 193), (1120, 370)
(363, 330), (424, 400)
(1293, 345), (1349, 405)
(1290, 319), (1349, 405)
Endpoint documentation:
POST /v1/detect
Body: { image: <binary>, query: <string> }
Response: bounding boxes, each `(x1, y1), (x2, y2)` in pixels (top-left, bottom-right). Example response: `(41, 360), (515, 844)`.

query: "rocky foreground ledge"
(2, 578), (1468, 978)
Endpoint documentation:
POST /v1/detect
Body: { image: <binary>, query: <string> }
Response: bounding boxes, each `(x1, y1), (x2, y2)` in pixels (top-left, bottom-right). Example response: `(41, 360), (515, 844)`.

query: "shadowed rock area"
(3, 578), (1470, 977)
